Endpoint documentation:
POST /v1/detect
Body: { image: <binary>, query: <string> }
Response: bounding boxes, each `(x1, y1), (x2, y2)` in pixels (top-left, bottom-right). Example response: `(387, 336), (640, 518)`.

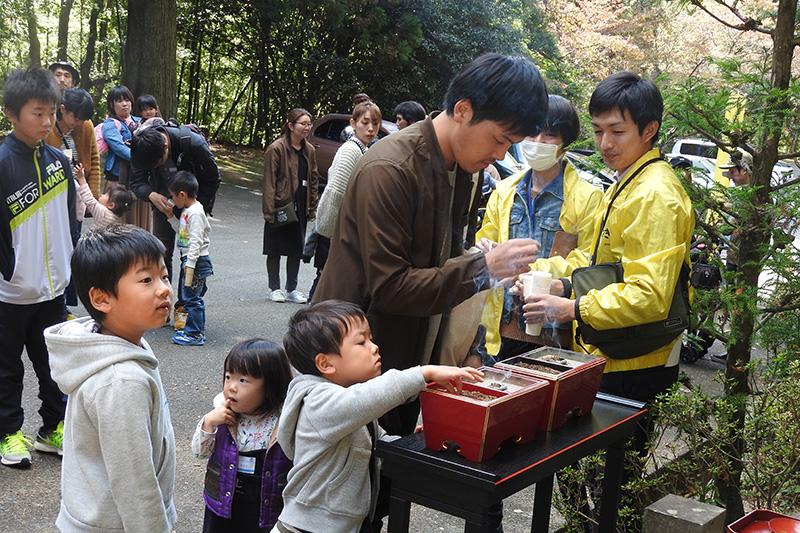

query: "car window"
(313, 119), (348, 141)
(679, 143), (718, 159)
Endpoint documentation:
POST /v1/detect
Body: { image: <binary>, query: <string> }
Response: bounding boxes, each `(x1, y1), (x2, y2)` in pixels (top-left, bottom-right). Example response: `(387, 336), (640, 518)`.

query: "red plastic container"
(494, 347), (606, 431)
(727, 509), (800, 533)
(727, 510), (800, 533)
(419, 368), (549, 462)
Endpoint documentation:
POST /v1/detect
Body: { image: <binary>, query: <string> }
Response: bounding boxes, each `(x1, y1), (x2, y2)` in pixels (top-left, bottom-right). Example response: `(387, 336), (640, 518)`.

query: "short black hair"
(283, 300), (367, 376)
(2, 67), (60, 116)
(72, 225), (166, 323)
(394, 101), (426, 124)
(543, 95), (580, 147)
(59, 88), (94, 121)
(589, 71), (663, 143)
(168, 170), (198, 198)
(443, 53), (548, 138)
(135, 94), (159, 115)
(130, 126), (167, 169)
(224, 339), (292, 415)
(105, 85), (135, 116)
(105, 185), (135, 216)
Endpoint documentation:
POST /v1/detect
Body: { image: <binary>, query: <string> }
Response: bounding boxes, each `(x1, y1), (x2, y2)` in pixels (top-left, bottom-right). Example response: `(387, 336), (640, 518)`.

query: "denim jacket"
(203, 425), (291, 528)
(505, 169), (565, 328)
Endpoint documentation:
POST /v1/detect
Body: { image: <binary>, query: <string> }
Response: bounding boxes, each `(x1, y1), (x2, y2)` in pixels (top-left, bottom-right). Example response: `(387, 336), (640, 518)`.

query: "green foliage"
(656, 361), (800, 513)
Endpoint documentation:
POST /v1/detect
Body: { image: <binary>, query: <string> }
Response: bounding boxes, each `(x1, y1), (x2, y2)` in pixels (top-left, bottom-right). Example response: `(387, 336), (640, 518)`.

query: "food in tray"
(536, 354), (569, 364)
(514, 361), (563, 375)
(458, 390), (495, 402)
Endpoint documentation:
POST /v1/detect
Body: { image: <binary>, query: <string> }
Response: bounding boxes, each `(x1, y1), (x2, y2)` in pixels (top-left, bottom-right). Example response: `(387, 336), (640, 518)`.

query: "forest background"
(0, 0), (791, 149)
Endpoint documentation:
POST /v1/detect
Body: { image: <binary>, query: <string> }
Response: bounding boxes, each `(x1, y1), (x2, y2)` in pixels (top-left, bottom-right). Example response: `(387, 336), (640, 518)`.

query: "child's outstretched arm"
(74, 163), (86, 186)
(421, 365), (483, 394)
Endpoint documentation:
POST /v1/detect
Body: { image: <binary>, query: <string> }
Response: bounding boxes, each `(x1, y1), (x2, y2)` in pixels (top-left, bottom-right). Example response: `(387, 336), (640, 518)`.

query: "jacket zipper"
(34, 145), (55, 296)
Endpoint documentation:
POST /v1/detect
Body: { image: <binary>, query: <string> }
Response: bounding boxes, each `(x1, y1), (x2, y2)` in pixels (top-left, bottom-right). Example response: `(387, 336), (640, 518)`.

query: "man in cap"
(48, 61), (80, 92)
(718, 151), (752, 186)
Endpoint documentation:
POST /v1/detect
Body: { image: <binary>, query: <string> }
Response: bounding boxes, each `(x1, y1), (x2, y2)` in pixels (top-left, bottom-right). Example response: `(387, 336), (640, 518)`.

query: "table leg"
(387, 493), (411, 533)
(530, 473), (554, 533)
(597, 437), (626, 532)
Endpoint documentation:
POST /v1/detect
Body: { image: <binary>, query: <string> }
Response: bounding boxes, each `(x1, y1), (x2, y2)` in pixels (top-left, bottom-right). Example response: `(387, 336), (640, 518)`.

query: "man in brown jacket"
(44, 88), (101, 198)
(313, 54), (548, 436)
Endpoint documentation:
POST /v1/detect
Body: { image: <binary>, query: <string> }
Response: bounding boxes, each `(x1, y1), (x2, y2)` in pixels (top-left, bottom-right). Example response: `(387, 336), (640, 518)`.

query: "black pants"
(267, 256), (300, 292)
(152, 207), (177, 282)
(152, 207), (184, 307)
(0, 296), (67, 436)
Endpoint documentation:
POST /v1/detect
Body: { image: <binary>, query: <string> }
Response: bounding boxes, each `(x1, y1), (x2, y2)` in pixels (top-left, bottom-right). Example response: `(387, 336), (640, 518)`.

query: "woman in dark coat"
(262, 108), (320, 303)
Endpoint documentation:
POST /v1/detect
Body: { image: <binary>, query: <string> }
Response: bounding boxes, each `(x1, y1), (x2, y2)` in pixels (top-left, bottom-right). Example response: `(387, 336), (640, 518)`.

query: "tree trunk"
(26, 0), (41, 68)
(81, 0), (104, 93)
(715, 0), (798, 522)
(122, 0), (177, 118)
(57, 0), (75, 61)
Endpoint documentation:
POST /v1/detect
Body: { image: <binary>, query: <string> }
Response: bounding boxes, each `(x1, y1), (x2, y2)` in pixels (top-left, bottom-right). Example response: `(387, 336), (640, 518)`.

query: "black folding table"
(376, 393), (647, 532)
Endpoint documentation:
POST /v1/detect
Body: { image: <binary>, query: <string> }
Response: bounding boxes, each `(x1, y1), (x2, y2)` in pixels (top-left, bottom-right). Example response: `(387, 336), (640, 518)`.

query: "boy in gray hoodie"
(275, 300), (482, 533)
(45, 225), (177, 533)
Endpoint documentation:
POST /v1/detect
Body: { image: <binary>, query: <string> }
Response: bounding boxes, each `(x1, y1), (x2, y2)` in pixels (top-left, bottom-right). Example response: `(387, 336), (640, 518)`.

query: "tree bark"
(57, 0), (75, 62)
(80, 0), (104, 94)
(122, 0), (177, 118)
(26, 0), (41, 68)
(716, 0), (798, 522)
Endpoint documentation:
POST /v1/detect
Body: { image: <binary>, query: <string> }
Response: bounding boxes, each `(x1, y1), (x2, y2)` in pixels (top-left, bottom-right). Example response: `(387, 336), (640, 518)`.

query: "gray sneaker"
(286, 290), (307, 304)
(270, 289), (286, 303)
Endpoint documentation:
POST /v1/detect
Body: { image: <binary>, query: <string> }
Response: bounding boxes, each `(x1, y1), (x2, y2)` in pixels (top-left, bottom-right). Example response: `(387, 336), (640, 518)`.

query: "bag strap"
(590, 158), (662, 265)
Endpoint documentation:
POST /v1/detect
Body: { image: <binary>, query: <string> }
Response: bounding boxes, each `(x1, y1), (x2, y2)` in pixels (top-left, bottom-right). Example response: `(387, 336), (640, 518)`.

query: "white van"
(667, 139), (719, 164)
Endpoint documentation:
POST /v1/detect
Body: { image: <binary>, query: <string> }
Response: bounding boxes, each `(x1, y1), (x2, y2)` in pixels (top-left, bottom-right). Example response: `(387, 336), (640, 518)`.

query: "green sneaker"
(34, 421), (63, 456)
(0, 431), (33, 468)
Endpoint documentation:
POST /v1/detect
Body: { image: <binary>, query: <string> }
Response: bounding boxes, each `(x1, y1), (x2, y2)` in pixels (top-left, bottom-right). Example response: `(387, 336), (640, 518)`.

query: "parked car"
(564, 149), (614, 191)
(307, 113), (397, 182)
(494, 142), (527, 180)
(668, 138), (793, 185)
(667, 138), (719, 165)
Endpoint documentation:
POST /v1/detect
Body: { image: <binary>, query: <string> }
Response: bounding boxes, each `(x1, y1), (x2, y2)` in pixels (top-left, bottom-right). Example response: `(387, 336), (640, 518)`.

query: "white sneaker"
(286, 290), (307, 304)
(270, 289), (286, 303)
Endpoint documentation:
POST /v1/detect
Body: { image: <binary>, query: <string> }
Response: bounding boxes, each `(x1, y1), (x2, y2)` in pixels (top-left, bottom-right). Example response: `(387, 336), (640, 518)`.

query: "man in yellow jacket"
(524, 71), (694, 406)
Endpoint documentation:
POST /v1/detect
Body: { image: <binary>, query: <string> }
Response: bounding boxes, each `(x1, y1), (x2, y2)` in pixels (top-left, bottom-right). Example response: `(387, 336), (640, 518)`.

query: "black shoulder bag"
(571, 158), (691, 359)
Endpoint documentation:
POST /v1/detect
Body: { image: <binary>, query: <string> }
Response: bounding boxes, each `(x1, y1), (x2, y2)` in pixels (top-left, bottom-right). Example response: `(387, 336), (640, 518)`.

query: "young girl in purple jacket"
(192, 339), (293, 532)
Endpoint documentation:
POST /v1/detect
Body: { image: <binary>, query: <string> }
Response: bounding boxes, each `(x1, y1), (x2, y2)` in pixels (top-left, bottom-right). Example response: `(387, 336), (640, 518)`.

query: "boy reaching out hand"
(275, 300), (482, 533)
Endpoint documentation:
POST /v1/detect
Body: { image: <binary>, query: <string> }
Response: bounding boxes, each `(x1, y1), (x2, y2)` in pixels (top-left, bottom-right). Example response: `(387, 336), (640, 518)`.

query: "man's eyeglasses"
(293, 121), (312, 127)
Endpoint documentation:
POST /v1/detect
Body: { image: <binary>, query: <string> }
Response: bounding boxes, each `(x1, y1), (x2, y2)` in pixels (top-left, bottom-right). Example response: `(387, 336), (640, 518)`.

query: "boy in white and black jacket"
(0, 67), (77, 468)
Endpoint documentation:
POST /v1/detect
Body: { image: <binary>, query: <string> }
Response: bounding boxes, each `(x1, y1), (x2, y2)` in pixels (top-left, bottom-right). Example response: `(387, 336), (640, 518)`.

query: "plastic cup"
(521, 271), (552, 336)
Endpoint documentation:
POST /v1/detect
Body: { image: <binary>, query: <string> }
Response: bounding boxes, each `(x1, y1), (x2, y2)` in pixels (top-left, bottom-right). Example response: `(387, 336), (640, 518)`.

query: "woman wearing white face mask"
(476, 95), (603, 360)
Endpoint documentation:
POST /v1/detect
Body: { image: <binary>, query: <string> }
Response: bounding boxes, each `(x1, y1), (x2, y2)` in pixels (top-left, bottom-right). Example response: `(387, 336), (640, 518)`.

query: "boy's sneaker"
(270, 289), (286, 303)
(286, 290), (307, 304)
(34, 421), (64, 456)
(0, 431), (33, 468)
(172, 332), (205, 346)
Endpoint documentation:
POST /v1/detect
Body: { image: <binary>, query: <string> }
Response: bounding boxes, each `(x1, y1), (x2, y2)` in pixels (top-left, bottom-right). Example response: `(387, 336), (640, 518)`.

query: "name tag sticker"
(238, 455), (256, 474)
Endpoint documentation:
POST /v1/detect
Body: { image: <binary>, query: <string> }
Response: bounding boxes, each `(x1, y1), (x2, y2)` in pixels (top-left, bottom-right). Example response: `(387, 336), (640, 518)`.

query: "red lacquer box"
(419, 368), (549, 462)
(727, 510), (800, 533)
(494, 347), (606, 431)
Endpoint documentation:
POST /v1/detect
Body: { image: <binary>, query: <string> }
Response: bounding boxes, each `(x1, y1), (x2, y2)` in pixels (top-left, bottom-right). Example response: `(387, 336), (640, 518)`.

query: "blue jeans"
(179, 255), (213, 337)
